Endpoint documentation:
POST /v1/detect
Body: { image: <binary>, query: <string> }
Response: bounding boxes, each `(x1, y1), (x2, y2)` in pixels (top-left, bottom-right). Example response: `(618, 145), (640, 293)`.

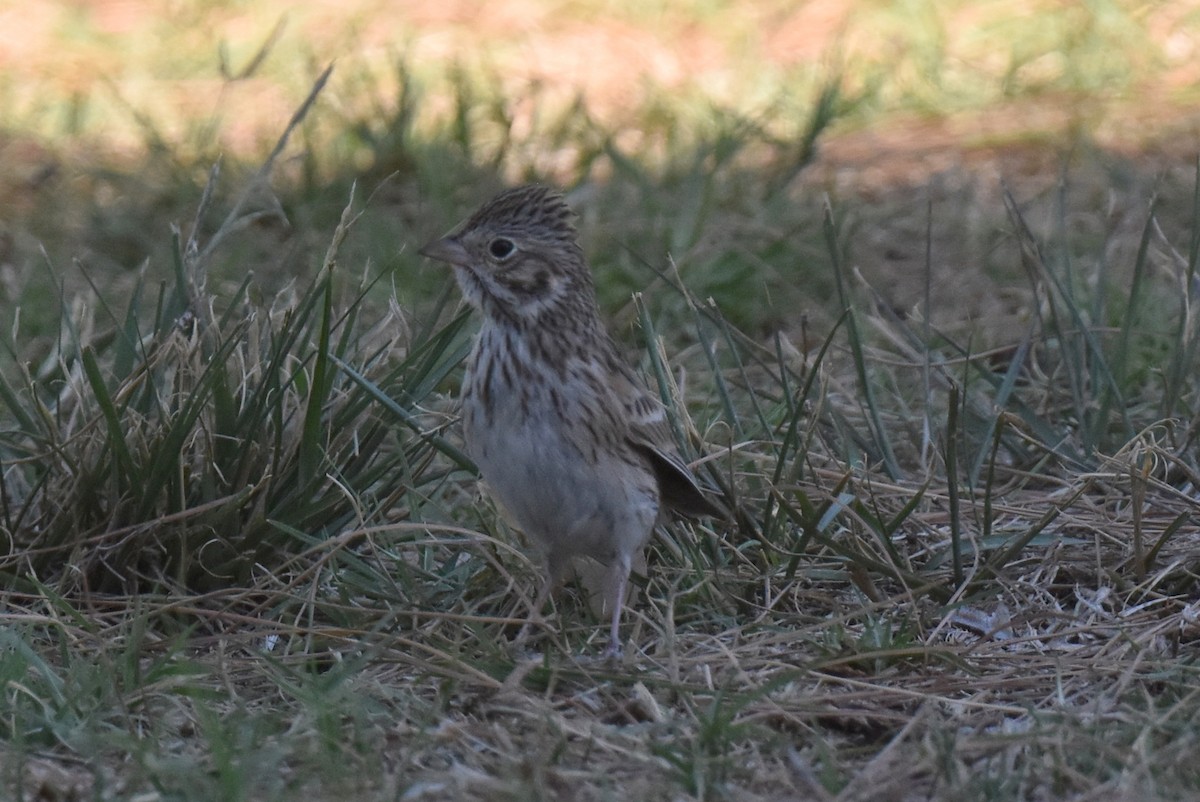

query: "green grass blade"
(299, 271), (334, 488)
(80, 346), (135, 490)
(944, 384), (963, 587)
(332, 355), (474, 473)
(823, 202), (900, 478)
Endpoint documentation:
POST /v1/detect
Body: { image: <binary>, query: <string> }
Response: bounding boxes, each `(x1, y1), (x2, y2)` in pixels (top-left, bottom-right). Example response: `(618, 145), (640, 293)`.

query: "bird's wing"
(612, 362), (724, 519)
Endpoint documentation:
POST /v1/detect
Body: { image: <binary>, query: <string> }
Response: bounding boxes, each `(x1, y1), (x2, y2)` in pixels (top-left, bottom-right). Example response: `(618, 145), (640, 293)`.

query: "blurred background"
(2, 0), (1199, 340)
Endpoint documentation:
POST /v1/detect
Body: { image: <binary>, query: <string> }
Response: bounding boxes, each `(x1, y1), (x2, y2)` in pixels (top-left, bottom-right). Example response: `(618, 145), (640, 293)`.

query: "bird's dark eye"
(489, 238), (516, 260)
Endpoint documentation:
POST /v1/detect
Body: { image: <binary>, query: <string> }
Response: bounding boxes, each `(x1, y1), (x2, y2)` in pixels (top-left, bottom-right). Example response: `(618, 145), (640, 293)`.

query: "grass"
(3, 1), (1200, 800)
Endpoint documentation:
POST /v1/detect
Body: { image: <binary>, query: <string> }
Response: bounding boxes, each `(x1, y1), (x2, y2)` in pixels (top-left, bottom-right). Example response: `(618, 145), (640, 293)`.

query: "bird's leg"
(515, 552), (566, 650)
(601, 554), (632, 661)
(515, 581), (551, 648)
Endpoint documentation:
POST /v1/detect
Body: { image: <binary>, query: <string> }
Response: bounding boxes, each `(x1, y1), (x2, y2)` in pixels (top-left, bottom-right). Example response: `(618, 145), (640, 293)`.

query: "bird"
(420, 184), (722, 659)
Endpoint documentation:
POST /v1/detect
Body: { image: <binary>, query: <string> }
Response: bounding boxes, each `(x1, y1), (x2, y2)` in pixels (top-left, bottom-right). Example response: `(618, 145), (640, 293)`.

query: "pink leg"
(516, 553), (567, 649)
(602, 555), (632, 661)
(515, 579), (552, 647)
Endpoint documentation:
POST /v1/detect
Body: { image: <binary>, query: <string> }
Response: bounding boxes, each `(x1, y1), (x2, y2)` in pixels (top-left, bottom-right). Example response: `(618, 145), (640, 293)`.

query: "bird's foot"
(601, 638), (624, 664)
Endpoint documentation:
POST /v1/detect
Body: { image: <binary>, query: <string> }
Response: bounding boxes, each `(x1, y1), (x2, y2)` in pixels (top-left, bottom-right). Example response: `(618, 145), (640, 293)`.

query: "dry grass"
(7, 459), (1199, 799)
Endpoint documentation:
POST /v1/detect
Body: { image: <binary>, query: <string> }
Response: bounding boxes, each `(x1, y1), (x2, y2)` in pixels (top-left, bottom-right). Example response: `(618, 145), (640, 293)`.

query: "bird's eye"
(489, 238), (516, 260)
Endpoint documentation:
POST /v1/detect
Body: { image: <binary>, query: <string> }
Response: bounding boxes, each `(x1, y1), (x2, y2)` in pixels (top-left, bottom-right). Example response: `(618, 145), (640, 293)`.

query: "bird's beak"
(419, 236), (470, 267)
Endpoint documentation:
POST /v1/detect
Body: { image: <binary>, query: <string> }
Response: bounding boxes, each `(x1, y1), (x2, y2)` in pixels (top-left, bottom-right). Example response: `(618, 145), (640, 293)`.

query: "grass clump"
(0, 78), (463, 600)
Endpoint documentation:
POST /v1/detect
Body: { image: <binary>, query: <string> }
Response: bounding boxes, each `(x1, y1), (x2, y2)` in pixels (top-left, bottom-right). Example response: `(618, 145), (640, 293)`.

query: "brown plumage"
(421, 184), (721, 659)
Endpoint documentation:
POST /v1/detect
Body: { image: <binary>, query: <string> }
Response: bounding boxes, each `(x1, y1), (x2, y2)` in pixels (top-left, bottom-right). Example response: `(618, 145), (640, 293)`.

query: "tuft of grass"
(0, 74), (472, 601)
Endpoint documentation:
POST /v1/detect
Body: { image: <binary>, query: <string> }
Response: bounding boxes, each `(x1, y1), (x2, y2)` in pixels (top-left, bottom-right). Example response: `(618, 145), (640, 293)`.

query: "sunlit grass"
(4, 1), (1194, 158)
